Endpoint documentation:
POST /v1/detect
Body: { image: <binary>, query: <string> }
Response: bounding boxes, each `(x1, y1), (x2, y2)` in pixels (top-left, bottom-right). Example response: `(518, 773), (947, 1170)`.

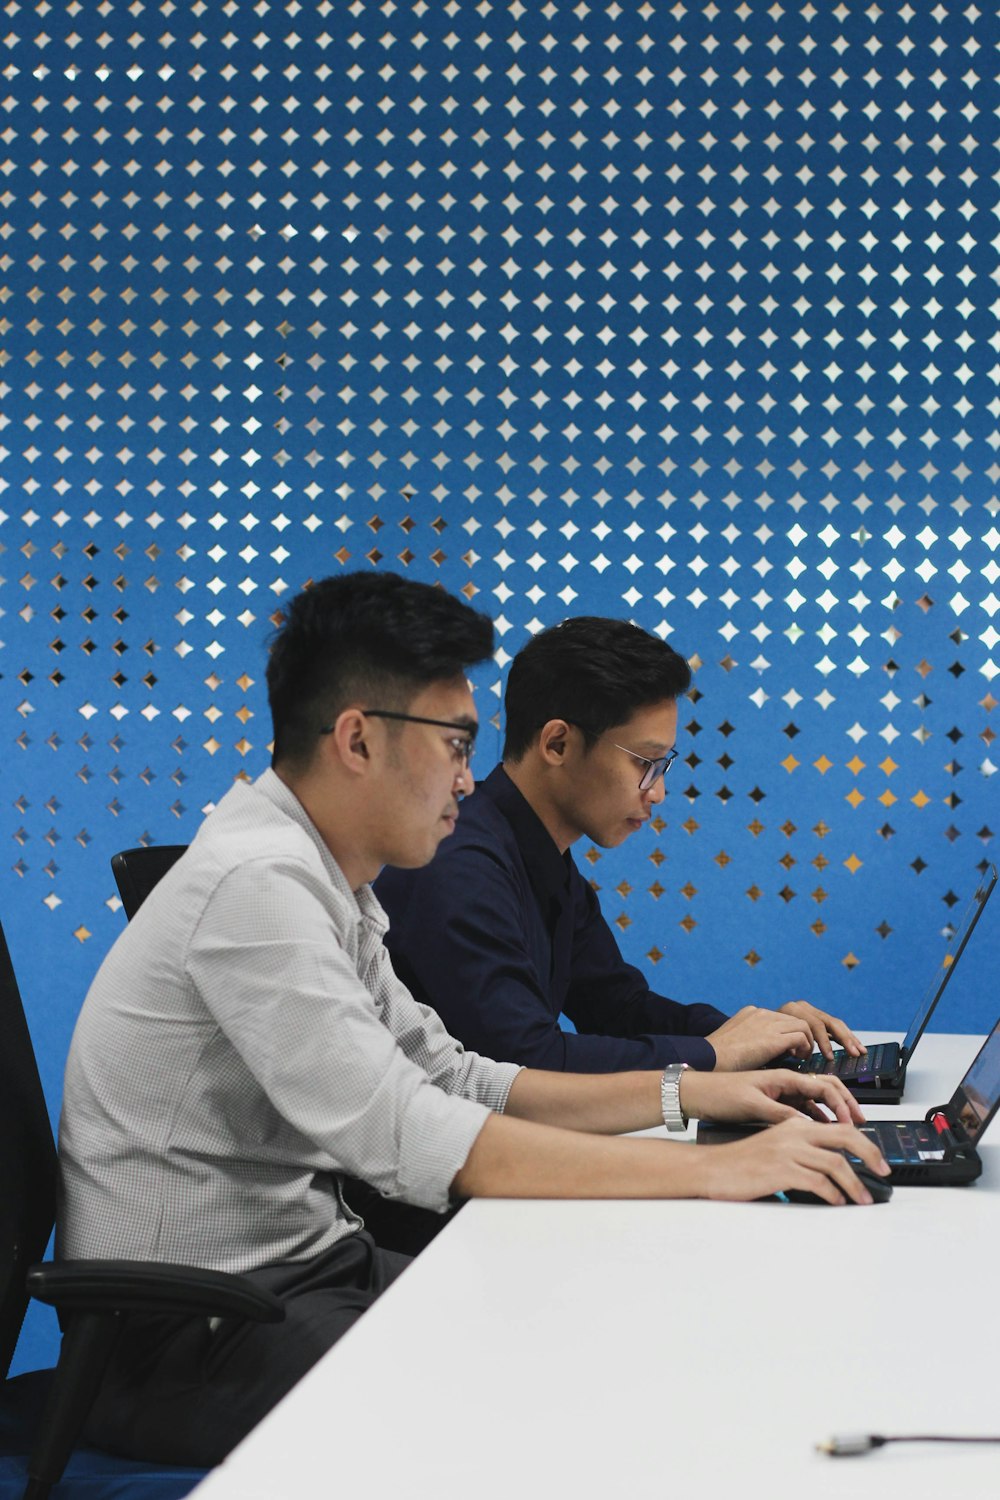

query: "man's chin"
(425, 816), (460, 859)
(389, 834), (453, 870)
(585, 827), (632, 850)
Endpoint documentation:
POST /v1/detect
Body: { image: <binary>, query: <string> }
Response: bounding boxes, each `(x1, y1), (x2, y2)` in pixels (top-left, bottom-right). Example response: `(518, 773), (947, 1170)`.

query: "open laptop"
(700, 1012), (1000, 1186)
(770, 863), (997, 1103)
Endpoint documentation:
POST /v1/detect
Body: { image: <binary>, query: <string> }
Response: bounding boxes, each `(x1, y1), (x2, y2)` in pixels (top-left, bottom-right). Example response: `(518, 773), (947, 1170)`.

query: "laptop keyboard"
(859, 1119), (947, 1166)
(802, 1042), (893, 1078)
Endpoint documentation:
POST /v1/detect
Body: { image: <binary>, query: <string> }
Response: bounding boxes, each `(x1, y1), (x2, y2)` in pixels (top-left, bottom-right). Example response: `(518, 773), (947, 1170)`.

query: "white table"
(192, 1035), (1000, 1499)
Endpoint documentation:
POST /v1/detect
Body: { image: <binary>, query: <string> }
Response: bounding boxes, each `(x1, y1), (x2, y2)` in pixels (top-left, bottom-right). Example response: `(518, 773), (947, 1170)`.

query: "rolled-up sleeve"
(187, 857), (515, 1212)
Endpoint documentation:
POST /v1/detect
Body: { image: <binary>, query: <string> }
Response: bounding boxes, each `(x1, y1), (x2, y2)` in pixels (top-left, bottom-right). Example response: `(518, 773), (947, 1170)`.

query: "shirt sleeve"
(563, 870), (727, 1070)
(186, 856), (516, 1212)
(359, 914), (521, 1111)
(381, 840), (726, 1075)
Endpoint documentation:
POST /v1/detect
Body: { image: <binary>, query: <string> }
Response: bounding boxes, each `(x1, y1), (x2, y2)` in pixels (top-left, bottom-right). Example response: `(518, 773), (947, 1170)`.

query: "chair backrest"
(0, 918), (59, 1380)
(110, 845), (188, 921)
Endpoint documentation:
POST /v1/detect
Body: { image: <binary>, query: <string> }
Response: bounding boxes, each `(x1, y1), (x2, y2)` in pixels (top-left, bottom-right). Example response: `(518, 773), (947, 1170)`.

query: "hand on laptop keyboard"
(707, 1005), (818, 1069)
(707, 1001), (865, 1069)
(683, 1064), (866, 1127)
(777, 1000), (865, 1061)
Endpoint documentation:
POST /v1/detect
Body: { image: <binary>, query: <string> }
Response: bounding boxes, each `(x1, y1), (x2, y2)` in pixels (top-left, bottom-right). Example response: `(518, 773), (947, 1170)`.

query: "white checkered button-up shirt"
(57, 769), (520, 1273)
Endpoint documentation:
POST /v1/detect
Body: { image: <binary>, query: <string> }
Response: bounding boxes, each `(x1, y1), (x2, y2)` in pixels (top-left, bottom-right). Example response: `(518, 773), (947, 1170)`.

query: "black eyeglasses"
(567, 720), (678, 792)
(320, 709), (478, 769)
(611, 742), (678, 792)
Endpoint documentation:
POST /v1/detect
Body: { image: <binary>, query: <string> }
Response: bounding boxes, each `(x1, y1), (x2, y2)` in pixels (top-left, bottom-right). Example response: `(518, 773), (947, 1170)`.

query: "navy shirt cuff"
(657, 1034), (717, 1071)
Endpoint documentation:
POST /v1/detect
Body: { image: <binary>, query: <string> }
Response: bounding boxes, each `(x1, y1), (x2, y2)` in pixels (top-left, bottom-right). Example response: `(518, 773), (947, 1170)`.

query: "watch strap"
(660, 1062), (690, 1132)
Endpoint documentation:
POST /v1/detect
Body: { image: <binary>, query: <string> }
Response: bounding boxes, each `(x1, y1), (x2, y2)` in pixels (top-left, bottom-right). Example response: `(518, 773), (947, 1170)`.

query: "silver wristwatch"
(660, 1062), (690, 1132)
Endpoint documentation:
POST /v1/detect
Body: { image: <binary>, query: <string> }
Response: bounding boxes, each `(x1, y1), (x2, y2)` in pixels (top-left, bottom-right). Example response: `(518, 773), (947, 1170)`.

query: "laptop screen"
(952, 1016), (1000, 1147)
(902, 864), (998, 1058)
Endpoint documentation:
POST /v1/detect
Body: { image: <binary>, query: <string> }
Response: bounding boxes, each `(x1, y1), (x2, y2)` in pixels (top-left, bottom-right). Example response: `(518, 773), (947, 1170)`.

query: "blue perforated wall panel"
(1, 0), (997, 1146)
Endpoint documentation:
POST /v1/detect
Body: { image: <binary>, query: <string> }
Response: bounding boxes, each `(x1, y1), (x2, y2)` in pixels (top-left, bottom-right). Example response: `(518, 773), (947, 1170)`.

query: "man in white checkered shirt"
(57, 571), (887, 1466)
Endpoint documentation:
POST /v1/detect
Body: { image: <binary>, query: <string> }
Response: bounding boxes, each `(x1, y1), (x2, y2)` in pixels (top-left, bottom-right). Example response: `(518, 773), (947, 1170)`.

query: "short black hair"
(503, 616), (691, 761)
(267, 571), (494, 769)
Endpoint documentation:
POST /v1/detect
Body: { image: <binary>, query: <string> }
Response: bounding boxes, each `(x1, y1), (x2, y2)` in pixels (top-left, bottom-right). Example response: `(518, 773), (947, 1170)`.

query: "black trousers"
(84, 1232), (410, 1467)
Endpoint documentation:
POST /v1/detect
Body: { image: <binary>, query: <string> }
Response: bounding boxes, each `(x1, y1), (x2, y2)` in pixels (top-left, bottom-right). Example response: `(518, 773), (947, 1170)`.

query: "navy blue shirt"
(376, 765), (727, 1073)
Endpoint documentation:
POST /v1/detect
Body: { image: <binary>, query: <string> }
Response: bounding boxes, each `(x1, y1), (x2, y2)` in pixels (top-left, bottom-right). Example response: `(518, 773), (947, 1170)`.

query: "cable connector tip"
(816, 1433), (886, 1457)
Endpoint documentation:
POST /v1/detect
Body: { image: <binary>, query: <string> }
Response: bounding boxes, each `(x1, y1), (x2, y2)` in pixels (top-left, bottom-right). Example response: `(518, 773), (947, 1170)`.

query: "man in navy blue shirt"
(377, 615), (863, 1076)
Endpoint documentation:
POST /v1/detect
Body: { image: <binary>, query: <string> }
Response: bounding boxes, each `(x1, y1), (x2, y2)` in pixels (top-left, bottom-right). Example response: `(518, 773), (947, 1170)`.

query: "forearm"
(501, 1061), (795, 1136)
(504, 1066), (664, 1134)
(452, 1111), (707, 1200)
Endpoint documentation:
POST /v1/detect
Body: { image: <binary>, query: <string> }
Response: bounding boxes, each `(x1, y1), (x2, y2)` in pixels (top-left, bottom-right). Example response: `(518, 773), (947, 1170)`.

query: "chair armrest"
(26, 1259), (285, 1323)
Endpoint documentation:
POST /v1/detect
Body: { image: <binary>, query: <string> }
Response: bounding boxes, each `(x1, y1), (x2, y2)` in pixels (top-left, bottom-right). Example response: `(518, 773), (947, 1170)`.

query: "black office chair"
(0, 915), (284, 1500)
(110, 847), (188, 921)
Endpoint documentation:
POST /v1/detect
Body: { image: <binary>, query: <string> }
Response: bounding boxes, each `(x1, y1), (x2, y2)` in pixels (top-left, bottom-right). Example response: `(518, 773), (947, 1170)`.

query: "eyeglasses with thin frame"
(566, 720), (678, 792)
(611, 742), (678, 792)
(319, 708), (478, 770)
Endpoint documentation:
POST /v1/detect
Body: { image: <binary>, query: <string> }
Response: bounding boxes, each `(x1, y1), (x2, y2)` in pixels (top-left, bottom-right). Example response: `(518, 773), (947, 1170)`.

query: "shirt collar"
(252, 767), (386, 931)
(480, 764), (572, 909)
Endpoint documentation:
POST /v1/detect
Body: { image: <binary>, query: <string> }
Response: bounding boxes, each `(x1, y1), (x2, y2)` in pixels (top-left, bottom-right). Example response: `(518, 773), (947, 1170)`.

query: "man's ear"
(323, 708), (370, 776)
(537, 718), (572, 768)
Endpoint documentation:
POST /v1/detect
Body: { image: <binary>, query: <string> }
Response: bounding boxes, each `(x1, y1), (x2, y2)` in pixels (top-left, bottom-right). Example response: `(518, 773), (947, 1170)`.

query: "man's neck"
(273, 764), (378, 890)
(502, 759), (578, 855)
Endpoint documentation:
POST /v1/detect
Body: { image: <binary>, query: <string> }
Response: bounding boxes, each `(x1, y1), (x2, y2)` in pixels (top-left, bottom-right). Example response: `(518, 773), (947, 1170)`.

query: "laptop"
(769, 863), (997, 1103)
(699, 1012), (1000, 1187)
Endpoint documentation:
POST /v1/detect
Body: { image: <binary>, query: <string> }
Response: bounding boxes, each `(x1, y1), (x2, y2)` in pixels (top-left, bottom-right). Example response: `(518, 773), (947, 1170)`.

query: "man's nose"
(456, 762), (476, 796)
(645, 774), (667, 806)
